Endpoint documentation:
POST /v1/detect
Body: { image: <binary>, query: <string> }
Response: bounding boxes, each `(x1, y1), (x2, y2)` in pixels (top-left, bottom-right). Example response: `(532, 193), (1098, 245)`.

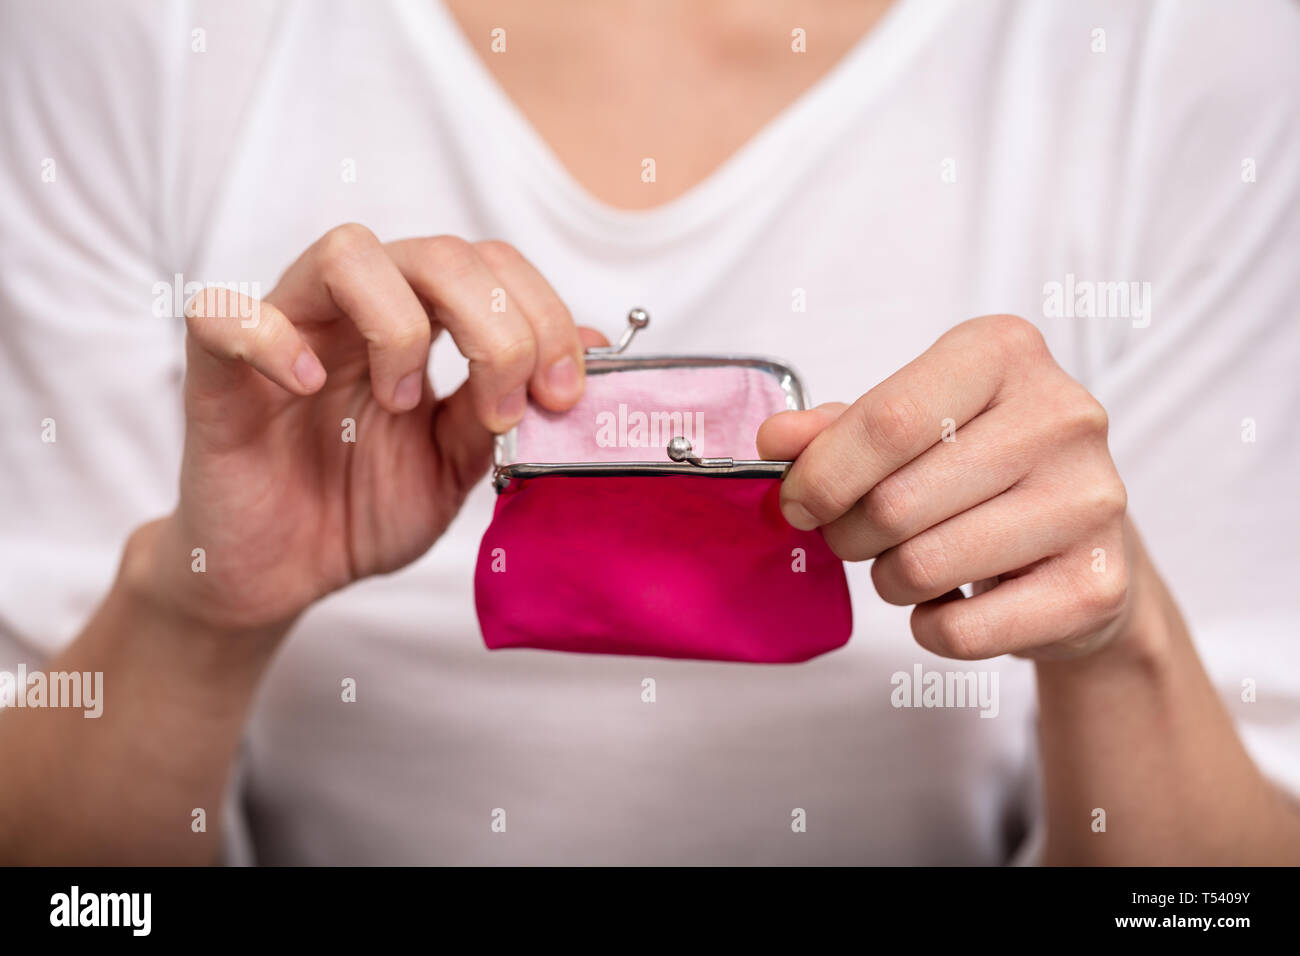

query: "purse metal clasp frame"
(492, 309), (801, 491)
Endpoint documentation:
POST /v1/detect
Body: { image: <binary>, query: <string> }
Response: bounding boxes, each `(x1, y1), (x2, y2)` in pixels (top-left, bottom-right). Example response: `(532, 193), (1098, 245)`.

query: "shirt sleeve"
(1083, 0), (1300, 799)
(0, 0), (280, 863)
(0, 0), (283, 642)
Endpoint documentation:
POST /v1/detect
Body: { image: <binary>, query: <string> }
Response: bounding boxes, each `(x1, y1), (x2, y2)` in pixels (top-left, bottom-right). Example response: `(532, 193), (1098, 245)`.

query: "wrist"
(118, 517), (292, 655)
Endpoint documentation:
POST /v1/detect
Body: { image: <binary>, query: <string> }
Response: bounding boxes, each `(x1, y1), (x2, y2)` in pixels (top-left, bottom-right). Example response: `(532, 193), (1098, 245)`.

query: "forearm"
(0, 520), (285, 865)
(1035, 524), (1300, 865)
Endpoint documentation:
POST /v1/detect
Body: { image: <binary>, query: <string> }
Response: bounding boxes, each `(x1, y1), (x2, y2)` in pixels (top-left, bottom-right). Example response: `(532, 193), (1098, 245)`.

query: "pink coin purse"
(474, 310), (853, 663)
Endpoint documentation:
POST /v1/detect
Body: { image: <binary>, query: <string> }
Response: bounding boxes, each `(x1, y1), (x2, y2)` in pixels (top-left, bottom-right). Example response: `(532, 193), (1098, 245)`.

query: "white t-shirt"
(2, 0), (1297, 864)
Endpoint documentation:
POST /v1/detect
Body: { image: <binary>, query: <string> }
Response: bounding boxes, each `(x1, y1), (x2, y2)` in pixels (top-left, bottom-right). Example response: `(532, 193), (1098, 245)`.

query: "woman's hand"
(136, 225), (597, 635)
(758, 314), (1134, 662)
(760, 314), (1300, 863)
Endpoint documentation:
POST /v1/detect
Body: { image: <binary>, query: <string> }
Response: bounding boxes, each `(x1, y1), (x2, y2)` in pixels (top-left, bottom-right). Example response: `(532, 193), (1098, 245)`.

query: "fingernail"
(393, 370), (423, 410)
(292, 350), (326, 390)
(782, 501), (820, 531)
(497, 385), (527, 424)
(545, 355), (580, 400)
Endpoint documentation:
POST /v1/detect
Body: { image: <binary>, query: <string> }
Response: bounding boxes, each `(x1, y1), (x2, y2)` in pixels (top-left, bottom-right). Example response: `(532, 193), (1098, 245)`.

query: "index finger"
(387, 236), (555, 432)
(266, 223), (433, 413)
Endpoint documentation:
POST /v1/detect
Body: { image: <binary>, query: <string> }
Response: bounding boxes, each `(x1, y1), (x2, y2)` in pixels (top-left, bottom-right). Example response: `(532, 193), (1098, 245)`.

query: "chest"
(439, 0), (895, 209)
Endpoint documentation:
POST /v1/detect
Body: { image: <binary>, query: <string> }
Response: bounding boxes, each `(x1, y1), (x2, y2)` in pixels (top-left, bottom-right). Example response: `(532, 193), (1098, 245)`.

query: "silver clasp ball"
(586, 308), (650, 356)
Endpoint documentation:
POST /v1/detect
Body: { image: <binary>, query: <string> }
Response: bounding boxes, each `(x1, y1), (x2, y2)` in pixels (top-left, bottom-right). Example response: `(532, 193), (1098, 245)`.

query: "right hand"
(132, 225), (601, 635)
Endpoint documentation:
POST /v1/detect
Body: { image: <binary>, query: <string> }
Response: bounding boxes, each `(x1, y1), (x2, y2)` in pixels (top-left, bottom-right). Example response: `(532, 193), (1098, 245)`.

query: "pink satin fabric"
(475, 475), (852, 663)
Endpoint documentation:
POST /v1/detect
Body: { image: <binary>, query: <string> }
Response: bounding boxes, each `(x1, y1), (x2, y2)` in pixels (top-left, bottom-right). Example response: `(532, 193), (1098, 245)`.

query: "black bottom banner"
(0, 864), (1289, 943)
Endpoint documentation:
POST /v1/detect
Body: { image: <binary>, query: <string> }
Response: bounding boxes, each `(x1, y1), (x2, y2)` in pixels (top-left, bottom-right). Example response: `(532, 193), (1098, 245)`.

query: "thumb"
(756, 402), (849, 461)
(436, 327), (609, 492)
(432, 378), (495, 495)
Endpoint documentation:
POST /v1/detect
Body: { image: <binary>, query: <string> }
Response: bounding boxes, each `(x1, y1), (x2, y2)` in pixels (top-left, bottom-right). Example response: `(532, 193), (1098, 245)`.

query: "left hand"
(758, 314), (1134, 661)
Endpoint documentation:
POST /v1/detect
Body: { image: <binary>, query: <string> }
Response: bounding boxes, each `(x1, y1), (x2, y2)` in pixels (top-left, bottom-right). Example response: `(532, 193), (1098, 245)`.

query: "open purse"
(474, 310), (853, 663)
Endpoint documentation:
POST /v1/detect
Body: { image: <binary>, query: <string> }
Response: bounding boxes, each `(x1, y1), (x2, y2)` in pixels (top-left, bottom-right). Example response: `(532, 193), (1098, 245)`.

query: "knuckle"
(860, 476), (913, 539)
(422, 234), (479, 279)
(372, 320), (429, 355)
(1066, 391), (1110, 439)
(184, 287), (255, 343)
(790, 466), (862, 525)
(1081, 567), (1129, 621)
(318, 222), (378, 274)
(532, 300), (577, 338)
(473, 239), (521, 270)
(184, 285), (237, 323)
(819, 523), (857, 561)
(1050, 382), (1112, 439)
(183, 287), (212, 320)
(858, 394), (925, 458)
(923, 605), (988, 660)
(986, 313), (1047, 358)
(482, 331), (537, 372)
(891, 537), (947, 597)
(1087, 475), (1128, 521)
(247, 310), (288, 354)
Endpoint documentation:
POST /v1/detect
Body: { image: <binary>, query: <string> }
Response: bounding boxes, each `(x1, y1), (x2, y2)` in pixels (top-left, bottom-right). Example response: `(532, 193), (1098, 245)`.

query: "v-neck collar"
(395, 0), (954, 245)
